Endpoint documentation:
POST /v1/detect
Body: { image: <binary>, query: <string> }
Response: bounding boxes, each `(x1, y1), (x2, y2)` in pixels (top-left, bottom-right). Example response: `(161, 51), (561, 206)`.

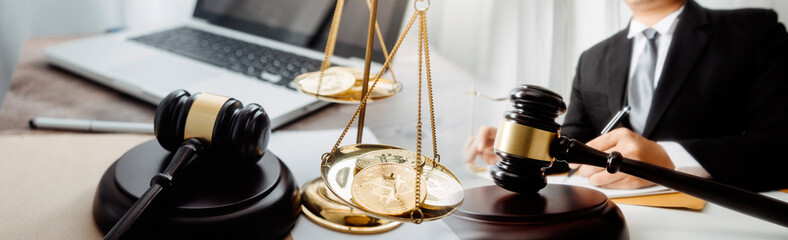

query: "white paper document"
(471, 163), (673, 198)
(546, 175), (675, 198)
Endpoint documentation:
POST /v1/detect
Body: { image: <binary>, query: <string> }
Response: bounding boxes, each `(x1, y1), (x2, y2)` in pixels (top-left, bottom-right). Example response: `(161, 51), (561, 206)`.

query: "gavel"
(490, 85), (788, 227)
(104, 90), (271, 240)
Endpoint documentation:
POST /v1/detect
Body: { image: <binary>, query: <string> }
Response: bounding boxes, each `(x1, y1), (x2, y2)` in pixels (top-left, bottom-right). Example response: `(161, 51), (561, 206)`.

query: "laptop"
(45, 0), (407, 129)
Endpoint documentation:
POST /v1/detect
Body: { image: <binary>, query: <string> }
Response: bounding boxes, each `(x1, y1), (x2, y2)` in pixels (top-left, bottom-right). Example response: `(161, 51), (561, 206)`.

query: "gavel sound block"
(444, 85), (628, 240)
(93, 140), (299, 239)
(93, 90), (300, 239)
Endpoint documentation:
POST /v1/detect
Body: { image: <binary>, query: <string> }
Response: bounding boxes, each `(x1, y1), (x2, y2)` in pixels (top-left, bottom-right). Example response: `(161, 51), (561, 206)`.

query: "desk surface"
(0, 37), (785, 239)
(0, 37), (155, 135)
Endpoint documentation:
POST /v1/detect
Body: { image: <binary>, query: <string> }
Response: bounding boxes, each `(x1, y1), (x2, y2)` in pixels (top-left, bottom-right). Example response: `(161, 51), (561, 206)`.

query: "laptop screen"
(194, 0), (408, 63)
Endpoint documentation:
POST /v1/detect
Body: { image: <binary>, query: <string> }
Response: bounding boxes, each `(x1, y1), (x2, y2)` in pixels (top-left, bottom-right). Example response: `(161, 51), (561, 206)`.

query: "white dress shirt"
(626, 5), (711, 178)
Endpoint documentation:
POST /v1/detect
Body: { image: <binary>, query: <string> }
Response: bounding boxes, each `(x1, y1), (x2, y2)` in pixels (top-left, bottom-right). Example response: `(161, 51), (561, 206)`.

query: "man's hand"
(571, 128), (674, 189)
(463, 126), (500, 165)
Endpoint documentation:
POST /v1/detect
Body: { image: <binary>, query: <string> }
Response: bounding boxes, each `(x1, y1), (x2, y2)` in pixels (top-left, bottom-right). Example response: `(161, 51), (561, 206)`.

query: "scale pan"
(321, 143), (464, 223)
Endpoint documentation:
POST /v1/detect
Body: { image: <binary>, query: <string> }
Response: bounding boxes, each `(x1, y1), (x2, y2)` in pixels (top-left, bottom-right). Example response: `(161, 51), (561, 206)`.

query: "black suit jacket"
(560, 0), (788, 191)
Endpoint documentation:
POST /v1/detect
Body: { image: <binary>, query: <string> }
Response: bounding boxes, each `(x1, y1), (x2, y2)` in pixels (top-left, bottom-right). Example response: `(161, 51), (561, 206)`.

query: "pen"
(599, 105), (631, 136)
(564, 105), (631, 181)
(29, 117), (153, 134)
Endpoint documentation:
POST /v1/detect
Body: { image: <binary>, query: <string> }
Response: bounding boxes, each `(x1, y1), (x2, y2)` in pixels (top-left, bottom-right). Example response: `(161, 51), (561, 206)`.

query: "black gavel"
(491, 85), (788, 227)
(104, 90), (271, 240)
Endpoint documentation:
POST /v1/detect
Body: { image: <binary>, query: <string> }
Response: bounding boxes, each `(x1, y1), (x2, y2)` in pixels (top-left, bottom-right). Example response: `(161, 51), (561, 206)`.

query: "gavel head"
(154, 90), (271, 164)
(490, 85), (566, 193)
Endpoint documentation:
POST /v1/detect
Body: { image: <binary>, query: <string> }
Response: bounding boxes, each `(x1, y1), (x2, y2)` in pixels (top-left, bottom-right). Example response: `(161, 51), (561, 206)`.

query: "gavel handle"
(104, 183), (165, 240)
(553, 137), (788, 227)
(104, 139), (203, 240)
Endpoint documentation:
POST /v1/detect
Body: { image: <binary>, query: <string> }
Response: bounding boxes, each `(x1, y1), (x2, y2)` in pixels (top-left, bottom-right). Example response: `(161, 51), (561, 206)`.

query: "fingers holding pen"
(573, 132), (615, 178)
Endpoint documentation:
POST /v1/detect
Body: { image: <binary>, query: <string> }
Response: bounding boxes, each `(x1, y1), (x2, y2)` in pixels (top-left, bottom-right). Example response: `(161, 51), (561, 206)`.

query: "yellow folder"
(611, 192), (707, 211)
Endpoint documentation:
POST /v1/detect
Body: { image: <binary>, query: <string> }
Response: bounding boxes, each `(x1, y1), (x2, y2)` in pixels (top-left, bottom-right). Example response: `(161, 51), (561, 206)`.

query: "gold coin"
(422, 168), (464, 209)
(355, 149), (461, 209)
(347, 77), (399, 99)
(351, 163), (427, 216)
(294, 68), (355, 95)
(356, 149), (426, 170)
(329, 66), (400, 99)
(328, 66), (366, 80)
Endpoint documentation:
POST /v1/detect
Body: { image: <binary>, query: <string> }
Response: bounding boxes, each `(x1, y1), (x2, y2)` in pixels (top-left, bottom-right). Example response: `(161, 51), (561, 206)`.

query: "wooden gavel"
(490, 84), (788, 227)
(104, 89), (271, 240)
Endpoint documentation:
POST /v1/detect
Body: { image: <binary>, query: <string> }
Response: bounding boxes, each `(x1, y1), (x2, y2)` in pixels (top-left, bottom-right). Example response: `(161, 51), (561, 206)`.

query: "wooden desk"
(0, 37), (155, 135)
(1, 37), (786, 240)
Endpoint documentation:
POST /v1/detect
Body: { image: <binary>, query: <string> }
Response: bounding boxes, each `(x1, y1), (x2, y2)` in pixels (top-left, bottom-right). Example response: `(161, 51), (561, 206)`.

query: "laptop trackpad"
(110, 57), (218, 91)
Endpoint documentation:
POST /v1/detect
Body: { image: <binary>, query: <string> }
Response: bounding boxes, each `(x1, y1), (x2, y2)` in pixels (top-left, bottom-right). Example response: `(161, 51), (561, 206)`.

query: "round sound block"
(93, 140), (300, 239)
(444, 184), (628, 240)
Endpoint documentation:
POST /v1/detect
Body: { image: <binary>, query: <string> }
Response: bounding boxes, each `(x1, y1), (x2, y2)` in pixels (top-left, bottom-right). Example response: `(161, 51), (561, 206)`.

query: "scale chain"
(415, 7), (425, 221)
(316, 0), (345, 98)
(320, 0), (436, 224)
(315, 0), (399, 99)
(415, 5), (424, 215)
(323, 11), (420, 161)
(364, 0), (398, 83)
(422, 8), (439, 167)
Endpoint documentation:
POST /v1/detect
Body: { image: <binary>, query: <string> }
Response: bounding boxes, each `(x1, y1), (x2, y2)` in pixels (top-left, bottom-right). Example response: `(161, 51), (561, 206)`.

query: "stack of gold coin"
(351, 163), (427, 216)
(294, 67), (356, 95)
(353, 149), (462, 212)
(294, 67), (401, 103)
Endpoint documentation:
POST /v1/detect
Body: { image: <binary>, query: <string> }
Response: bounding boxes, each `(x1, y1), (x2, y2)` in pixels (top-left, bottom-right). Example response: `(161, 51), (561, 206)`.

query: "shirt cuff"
(657, 141), (711, 178)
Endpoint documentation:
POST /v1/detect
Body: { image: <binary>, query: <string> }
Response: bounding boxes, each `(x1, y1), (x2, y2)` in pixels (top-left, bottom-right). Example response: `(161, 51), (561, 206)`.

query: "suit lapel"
(642, 0), (710, 137)
(606, 32), (632, 114)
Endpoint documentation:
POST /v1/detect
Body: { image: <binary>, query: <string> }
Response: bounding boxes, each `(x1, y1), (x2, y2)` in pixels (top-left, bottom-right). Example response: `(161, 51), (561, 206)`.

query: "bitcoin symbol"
(364, 175), (408, 205)
(351, 164), (426, 216)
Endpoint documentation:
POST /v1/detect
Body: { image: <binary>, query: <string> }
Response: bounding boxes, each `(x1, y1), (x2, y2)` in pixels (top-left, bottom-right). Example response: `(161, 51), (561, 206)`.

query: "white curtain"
(426, 0), (788, 127)
(426, 0), (625, 126)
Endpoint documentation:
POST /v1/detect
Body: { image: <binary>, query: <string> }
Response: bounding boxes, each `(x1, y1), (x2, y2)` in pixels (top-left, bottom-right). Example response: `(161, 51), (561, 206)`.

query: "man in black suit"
(465, 0), (788, 191)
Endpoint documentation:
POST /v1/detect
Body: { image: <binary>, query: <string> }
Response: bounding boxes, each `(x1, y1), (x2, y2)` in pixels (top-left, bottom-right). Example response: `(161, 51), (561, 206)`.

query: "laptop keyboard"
(130, 27), (327, 90)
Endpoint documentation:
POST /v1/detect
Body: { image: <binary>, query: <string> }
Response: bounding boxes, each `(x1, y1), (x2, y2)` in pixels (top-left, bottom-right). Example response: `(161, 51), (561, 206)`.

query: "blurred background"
(1, 0), (786, 126)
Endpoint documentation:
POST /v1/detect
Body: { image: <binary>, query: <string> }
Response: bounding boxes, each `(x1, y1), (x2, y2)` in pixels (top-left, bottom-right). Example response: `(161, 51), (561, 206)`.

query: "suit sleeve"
(676, 10), (788, 191)
(560, 52), (597, 143)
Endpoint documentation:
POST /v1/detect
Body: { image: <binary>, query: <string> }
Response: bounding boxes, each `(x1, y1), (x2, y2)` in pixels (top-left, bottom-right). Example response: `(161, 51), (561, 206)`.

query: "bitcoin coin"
(422, 168), (464, 209)
(355, 149), (427, 170)
(294, 68), (355, 95)
(351, 163), (427, 216)
(329, 66), (400, 99)
(329, 66), (366, 80)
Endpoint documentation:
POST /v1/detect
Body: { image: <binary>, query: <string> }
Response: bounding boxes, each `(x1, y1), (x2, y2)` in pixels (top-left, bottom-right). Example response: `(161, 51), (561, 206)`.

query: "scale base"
(93, 140), (300, 239)
(300, 177), (402, 234)
(444, 184), (628, 240)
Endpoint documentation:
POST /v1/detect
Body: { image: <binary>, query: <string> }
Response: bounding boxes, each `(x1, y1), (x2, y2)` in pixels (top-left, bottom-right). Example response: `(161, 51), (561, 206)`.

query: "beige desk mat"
(0, 134), (153, 239)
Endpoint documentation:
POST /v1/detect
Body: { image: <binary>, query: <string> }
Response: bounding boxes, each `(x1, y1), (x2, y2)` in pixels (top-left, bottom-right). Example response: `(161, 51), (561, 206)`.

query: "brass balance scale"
(295, 0), (465, 234)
